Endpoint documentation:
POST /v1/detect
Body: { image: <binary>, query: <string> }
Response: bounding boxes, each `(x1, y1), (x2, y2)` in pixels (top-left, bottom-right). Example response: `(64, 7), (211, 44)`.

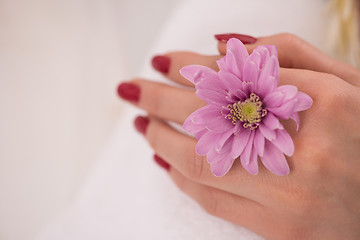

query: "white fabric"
(37, 0), (331, 239)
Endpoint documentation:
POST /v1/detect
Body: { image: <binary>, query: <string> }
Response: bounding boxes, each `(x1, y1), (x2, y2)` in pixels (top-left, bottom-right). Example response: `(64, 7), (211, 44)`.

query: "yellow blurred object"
(328, 0), (360, 67)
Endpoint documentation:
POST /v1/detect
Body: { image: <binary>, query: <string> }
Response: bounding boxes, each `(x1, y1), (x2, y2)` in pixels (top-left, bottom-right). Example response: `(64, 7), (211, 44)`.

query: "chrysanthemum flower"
(181, 38), (312, 176)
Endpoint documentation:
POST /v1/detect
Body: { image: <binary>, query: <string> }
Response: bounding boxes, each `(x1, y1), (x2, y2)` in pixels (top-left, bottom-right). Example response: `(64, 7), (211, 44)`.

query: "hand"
(118, 33), (360, 240)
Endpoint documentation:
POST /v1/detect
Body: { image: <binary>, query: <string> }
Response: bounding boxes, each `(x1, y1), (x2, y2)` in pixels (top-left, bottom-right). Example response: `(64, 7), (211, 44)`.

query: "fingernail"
(134, 116), (149, 135)
(151, 55), (170, 74)
(154, 154), (170, 171)
(117, 82), (140, 103)
(214, 33), (257, 44)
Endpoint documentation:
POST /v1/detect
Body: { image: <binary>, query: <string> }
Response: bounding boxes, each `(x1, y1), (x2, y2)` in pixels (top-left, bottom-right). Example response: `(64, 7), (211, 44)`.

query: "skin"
(126, 33), (360, 240)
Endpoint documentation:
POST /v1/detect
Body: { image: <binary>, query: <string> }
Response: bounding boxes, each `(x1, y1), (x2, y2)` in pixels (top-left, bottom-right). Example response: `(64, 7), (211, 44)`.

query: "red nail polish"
(117, 82), (140, 103)
(151, 55), (170, 74)
(154, 154), (170, 171)
(134, 116), (149, 135)
(214, 33), (257, 44)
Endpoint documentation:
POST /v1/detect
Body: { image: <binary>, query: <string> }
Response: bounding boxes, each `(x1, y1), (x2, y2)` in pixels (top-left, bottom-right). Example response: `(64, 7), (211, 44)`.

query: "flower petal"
(262, 112), (282, 130)
(277, 85), (298, 101)
(294, 91), (313, 112)
(254, 130), (265, 157)
(196, 89), (228, 105)
(256, 56), (279, 97)
(180, 65), (217, 84)
(196, 131), (217, 155)
(291, 112), (300, 131)
(259, 123), (276, 141)
(263, 91), (285, 108)
(216, 128), (235, 152)
(196, 76), (226, 93)
(240, 131), (255, 165)
(241, 147), (259, 175)
(217, 38), (249, 79)
(207, 135), (233, 163)
(231, 127), (251, 158)
(218, 70), (243, 94)
(268, 99), (296, 119)
(243, 60), (259, 87)
(261, 140), (290, 176)
(206, 114), (234, 133)
(210, 154), (236, 177)
(271, 129), (295, 156)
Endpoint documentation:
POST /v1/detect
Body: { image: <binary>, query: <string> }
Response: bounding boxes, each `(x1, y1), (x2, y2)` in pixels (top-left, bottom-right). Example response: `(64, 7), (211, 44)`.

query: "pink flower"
(180, 38), (312, 177)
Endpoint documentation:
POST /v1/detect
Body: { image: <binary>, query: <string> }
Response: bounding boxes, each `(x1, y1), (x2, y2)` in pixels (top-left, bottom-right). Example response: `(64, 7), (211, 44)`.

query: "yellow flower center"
(226, 93), (267, 130)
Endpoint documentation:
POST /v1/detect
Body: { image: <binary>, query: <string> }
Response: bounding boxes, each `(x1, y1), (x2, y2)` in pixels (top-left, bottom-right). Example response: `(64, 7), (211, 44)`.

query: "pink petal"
(241, 81), (253, 97)
(277, 85), (298, 100)
(294, 92), (313, 111)
(194, 129), (207, 139)
(183, 120), (204, 136)
(291, 112), (300, 131)
(196, 76), (226, 93)
(234, 89), (247, 100)
(260, 140), (290, 176)
(254, 130), (265, 157)
(268, 99), (296, 119)
(210, 154), (236, 177)
(263, 91), (285, 108)
(217, 38), (249, 79)
(206, 114), (234, 133)
(257, 76), (277, 99)
(180, 65), (217, 84)
(256, 56), (279, 97)
(271, 129), (294, 156)
(196, 89), (229, 105)
(240, 131), (255, 165)
(241, 147), (259, 175)
(252, 46), (270, 69)
(259, 123), (276, 141)
(216, 128), (235, 152)
(247, 49), (262, 67)
(186, 105), (219, 124)
(196, 131), (217, 155)
(207, 136), (233, 163)
(243, 60), (259, 87)
(231, 127), (251, 158)
(262, 112), (283, 130)
(218, 70), (243, 94)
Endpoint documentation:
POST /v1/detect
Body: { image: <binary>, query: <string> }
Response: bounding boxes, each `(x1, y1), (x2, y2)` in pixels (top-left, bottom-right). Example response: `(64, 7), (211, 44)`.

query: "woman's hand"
(118, 33), (360, 240)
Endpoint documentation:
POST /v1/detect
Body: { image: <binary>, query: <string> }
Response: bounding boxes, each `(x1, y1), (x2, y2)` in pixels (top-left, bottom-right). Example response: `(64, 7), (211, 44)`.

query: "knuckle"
(279, 183), (315, 215)
(184, 152), (206, 182)
(278, 33), (304, 50)
(145, 86), (163, 113)
(300, 140), (331, 176)
(199, 189), (220, 216)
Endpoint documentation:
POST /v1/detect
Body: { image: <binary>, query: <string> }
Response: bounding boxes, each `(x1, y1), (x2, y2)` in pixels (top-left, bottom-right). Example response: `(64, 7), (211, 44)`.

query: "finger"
(169, 167), (270, 238)
(217, 33), (360, 86)
(145, 116), (288, 203)
(131, 79), (204, 124)
(152, 52), (221, 87)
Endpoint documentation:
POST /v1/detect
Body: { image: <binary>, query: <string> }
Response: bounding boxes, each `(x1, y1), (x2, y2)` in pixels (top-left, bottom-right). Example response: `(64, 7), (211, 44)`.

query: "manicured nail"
(153, 154), (170, 171)
(151, 55), (170, 74)
(117, 82), (140, 103)
(214, 33), (257, 44)
(134, 116), (149, 135)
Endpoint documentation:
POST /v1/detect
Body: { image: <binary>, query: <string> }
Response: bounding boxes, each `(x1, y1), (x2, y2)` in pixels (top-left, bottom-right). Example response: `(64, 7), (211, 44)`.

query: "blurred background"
(1, 0), (358, 239)
(0, 0), (178, 239)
